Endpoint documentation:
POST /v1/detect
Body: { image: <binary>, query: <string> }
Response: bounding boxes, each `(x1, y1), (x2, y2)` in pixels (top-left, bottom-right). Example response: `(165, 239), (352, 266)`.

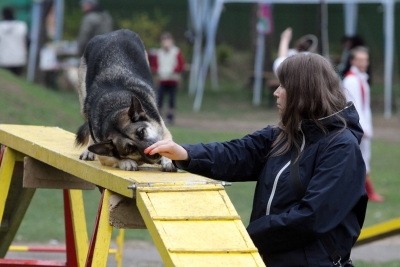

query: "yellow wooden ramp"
(137, 185), (263, 266)
(0, 124), (265, 267)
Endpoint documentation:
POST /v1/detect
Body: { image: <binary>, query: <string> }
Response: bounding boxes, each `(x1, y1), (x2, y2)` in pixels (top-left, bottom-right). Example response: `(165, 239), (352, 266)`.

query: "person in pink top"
(151, 32), (185, 124)
(343, 46), (384, 202)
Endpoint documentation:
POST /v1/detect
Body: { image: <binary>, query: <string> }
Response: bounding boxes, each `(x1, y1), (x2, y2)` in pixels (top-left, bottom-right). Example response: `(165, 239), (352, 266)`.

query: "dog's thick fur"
(76, 29), (176, 172)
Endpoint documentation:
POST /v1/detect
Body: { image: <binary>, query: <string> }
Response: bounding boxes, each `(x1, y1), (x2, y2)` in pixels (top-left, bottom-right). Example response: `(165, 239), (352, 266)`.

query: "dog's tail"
(75, 122), (90, 147)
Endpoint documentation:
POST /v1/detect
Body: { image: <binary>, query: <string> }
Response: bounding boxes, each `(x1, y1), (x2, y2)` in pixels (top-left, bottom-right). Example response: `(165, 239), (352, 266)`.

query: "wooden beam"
(23, 157), (95, 190)
(109, 193), (146, 229)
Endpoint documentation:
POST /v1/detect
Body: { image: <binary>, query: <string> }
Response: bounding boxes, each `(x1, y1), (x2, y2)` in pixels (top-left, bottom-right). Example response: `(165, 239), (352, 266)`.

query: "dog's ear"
(128, 96), (146, 122)
(88, 140), (116, 157)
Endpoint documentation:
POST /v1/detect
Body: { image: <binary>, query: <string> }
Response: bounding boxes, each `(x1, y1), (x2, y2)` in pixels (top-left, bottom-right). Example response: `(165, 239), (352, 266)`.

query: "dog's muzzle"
(144, 152), (162, 163)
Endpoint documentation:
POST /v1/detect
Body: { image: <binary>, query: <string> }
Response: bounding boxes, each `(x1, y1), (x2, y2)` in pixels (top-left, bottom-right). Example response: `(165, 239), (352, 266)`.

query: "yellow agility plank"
(0, 125), (264, 266)
(355, 217), (400, 246)
(0, 125), (218, 197)
(137, 185), (265, 267)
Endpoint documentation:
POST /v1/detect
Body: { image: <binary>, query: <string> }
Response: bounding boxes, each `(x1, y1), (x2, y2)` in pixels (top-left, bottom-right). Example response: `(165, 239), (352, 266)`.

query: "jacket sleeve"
(174, 126), (276, 182)
(247, 136), (366, 252)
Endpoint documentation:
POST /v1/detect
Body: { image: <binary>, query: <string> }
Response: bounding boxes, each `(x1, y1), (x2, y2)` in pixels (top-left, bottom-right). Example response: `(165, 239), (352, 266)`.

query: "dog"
(75, 29), (176, 172)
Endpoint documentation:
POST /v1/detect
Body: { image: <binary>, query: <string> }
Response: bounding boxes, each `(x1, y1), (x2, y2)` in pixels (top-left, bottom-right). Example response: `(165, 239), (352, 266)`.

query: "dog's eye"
(126, 144), (136, 153)
(136, 127), (146, 139)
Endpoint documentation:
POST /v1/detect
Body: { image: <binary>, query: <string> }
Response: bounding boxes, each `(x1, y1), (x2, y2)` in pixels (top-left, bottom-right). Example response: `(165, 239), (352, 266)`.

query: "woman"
(145, 53), (368, 267)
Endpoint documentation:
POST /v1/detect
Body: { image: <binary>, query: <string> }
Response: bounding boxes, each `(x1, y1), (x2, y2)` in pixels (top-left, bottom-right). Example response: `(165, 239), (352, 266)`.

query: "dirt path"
(6, 236), (400, 267)
(176, 112), (400, 142)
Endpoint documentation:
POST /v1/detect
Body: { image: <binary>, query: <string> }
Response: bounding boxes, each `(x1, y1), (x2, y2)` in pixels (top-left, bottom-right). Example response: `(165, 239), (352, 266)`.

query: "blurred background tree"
(117, 9), (170, 49)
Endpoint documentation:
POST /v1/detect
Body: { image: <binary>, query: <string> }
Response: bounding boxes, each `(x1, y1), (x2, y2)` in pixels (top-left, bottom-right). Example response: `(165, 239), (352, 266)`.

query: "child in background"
(151, 32), (185, 124)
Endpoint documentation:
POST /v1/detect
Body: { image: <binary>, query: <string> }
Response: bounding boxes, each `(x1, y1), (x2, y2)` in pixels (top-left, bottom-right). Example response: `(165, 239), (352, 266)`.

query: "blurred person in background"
(77, 0), (113, 56)
(151, 32), (185, 125)
(273, 27), (318, 75)
(343, 46), (384, 202)
(0, 7), (28, 76)
(337, 35), (372, 85)
(337, 35), (364, 75)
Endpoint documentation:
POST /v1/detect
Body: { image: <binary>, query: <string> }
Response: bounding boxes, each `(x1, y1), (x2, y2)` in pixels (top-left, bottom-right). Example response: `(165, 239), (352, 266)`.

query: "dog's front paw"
(161, 157), (177, 172)
(118, 159), (139, 171)
(79, 149), (96, 161)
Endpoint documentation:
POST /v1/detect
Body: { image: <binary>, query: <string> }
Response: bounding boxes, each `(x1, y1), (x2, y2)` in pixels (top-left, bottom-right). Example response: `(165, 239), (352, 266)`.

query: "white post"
(344, 2), (358, 36)
(27, 1), (43, 83)
(188, 33), (203, 96)
(54, 0), (64, 42)
(194, 0), (223, 112)
(188, 0), (204, 96)
(383, 0), (394, 118)
(253, 32), (265, 106)
(320, 0), (329, 59)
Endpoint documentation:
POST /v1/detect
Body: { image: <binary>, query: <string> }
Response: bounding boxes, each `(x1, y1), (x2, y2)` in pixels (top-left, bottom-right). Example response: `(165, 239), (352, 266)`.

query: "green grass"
(0, 70), (82, 132)
(1, 69), (400, 266)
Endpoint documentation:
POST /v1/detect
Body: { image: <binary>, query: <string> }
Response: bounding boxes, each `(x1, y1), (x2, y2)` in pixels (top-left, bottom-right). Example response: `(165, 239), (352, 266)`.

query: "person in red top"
(151, 32), (185, 124)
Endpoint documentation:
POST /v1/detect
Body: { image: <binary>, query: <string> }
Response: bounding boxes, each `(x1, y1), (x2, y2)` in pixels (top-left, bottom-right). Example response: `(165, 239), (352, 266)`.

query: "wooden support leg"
(0, 147), (17, 225)
(0, 186), (36, 258)
(68, 190), (89, 267)
(115, 229), (125, 267)
(0, 147), (67, 267)
(0, 147), (34, 259)
(63, 190), (79, 267)
(85, 190), (112, 267)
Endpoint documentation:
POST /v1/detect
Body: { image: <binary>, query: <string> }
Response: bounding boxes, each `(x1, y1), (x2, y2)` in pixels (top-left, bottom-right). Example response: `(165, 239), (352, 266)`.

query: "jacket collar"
(350, 65), (369, 81)
(300, 102), (364, 144)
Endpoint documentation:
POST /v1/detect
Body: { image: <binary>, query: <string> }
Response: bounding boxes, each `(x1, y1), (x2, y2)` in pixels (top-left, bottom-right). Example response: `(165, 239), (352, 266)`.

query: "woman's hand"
(144, 139), (189, 161)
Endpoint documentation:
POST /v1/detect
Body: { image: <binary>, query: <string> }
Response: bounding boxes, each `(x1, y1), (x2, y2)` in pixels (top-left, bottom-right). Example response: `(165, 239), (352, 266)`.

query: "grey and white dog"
(75, 29), (176, 172)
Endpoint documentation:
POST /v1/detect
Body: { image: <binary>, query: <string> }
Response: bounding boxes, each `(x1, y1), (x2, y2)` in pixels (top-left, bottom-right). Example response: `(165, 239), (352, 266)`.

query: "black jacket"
(175, 103), (368, 266)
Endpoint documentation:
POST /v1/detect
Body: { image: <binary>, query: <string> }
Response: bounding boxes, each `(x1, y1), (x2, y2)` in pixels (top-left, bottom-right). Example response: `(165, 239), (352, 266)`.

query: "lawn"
(1, 69), (399, 266)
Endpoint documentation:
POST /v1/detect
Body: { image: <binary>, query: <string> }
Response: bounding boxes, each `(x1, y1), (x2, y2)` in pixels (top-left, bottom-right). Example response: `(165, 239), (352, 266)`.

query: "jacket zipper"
(266, 126), (306, 215)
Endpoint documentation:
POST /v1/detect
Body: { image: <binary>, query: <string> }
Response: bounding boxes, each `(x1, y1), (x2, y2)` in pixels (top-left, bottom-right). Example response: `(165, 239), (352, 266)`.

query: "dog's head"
(87, 96), (163, 164)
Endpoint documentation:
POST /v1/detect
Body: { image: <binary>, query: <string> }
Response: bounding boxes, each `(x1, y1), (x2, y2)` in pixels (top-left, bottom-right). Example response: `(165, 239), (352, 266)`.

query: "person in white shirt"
(343, 46), (384, 202)
(0, 7), (28, 76)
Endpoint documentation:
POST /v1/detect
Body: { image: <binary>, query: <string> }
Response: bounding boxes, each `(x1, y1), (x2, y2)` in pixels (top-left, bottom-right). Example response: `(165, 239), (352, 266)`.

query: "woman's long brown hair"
(271, 53), (348, 157)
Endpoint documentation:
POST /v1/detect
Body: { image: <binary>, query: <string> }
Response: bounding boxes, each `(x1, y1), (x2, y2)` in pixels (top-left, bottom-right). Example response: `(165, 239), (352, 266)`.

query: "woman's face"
(273, 85), (286, 115)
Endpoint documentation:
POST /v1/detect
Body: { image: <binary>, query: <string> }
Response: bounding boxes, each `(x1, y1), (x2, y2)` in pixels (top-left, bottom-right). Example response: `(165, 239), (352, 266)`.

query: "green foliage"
(116, 9), (170, 49)
(63, 7), (83, 41)
(216, 43), (234, 65)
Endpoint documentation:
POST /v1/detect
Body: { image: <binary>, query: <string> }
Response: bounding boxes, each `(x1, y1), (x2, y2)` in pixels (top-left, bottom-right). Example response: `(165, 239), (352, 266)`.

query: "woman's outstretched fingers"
(144, 140), (189, 161)
(144, 140), (168, 155)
